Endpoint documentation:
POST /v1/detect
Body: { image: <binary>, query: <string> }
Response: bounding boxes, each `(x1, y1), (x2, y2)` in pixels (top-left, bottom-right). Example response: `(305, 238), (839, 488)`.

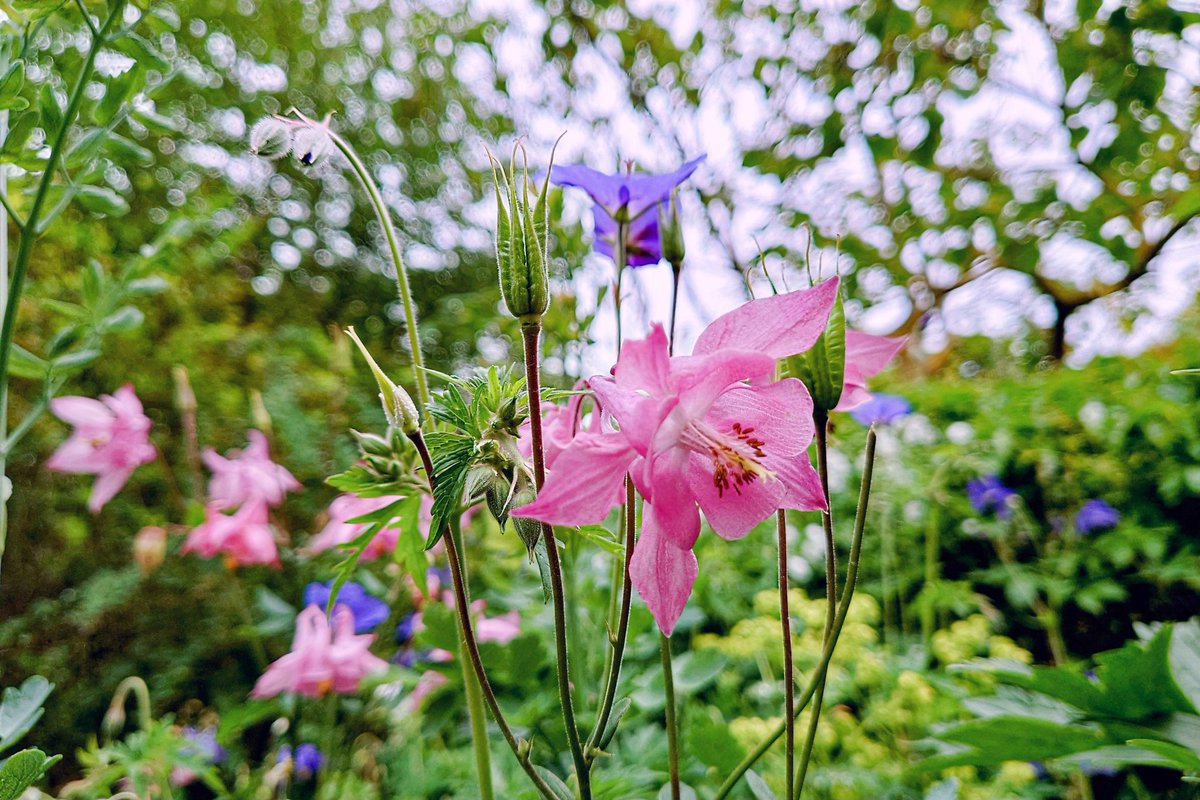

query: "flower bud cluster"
(249, 112), (334, 166)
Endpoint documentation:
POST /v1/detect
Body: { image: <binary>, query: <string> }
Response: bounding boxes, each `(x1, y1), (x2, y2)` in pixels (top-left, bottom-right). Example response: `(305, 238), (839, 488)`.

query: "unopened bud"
(490, 138), (561, 323)
(133, 526), (166, 574)
(350, 429), (393, 458)
(345, 326), (420, 434)
(659, 190), (685, 267)
(292, 116), (333, 166)
(249, 117), (294, 160)
(511, 486), (541, 555)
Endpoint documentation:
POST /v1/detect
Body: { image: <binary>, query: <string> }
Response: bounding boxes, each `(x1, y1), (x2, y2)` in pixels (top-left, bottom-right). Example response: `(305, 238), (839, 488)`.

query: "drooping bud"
(490, 137), (562, 324)
(132, 526), (166, 574)
(249, 117), (294, 159)
(345, 326), (420, 434)
(659, 190), (685, 267)
(511, 483), (541, 555)
(292, 114), (334, 166)
(786, 284), (846, 415)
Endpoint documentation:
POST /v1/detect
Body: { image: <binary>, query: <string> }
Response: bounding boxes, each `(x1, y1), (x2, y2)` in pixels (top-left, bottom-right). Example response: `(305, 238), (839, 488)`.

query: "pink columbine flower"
(46, 385), (156, 513)
(473, 601), (521, 645)
(835, 331), (907, 411)
(203, 430), (300, 509)
(402, 670), (449, 713)
(182, 501), (279, 566)
(251, 605), (388, 698)
(307, 493), (405, 561)
(514, 321), (828, 635)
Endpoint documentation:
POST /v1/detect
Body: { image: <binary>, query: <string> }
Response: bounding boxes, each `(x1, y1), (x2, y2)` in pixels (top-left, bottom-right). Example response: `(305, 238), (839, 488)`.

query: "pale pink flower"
(835, 331), (907, 411)
(182, 501), (279, 566)
(472, 600), (521, 645)
(515, 322), (828, 635)
(517, 381), (588, 470)
(402, 670), (449, 712)
(307, 493), (404, 561)
(203, 430), (299, 509)
(46, 385), (156, 513)
(251, 605), (388, 698)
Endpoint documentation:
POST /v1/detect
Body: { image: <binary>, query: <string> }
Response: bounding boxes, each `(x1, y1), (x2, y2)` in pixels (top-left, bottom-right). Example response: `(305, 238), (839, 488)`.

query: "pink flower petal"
(511, 433), (637, 527)
(630, 508), (698, 636)
(49, 396), (111, 427)
(693, 278), (839, 360)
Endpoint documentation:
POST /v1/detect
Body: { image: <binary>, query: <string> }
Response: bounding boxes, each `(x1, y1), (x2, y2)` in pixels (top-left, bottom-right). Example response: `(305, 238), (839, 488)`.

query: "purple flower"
(849, 393), (912, 426)
(967, 475), (1016, 519)
(303, 581), (389, 633)
(294, 743), (325, 779)
(180, 726), (225, 764)
(1075, 499), (1120, 534)
(395, 613), (418, 645)
(551, 156), (705, 267)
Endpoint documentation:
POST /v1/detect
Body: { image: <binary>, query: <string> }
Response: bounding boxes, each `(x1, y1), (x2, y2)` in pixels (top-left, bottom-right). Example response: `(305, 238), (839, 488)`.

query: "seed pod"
(511, 486), (541, 555)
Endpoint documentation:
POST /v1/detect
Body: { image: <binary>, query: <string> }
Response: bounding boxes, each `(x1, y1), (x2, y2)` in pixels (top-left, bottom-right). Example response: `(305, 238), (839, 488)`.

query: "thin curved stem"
(410, 432), (558, 800)
(778, 509), (795, 799)
(450, 517), (495, 800)
(328, 131), (428, 414)
(714, 429), (877, 800)
(661, 632), (681, 800)
(0, 0), (128, 588)
(522, 321), (591, 799)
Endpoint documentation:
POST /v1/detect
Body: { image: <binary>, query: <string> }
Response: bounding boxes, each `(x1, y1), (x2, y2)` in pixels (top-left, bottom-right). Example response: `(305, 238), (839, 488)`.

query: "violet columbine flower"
(552, 155), (705, 266)
(171, 725), (226, 786)
(203, 430), (300, 510)
(849, 393), (912, 426)
(46, 385), (156, 513)
(514, 320), (828, 635)
(395, 613), (418, 645)
(307, 493), (404, 561)
(967, 475), (1016, 519)
(303, 580), (389, 633)
(251, 605), (388, 698)
(293, 743), (325, 780)
(183, 500), (279, 566)
(1075, 499), (1120, 533)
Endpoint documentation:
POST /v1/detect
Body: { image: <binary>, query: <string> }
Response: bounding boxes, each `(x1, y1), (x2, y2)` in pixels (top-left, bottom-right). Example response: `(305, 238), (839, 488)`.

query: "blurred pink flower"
(517, 381), (587, 469)
(402, 670), (449, 712)
(251, 605), (388, 698)
(308, 493), (404, 561)
(182, 501), (279, 567)
(515, 324), (826, 635)
(46, 385), (156, 513)
(203, 430), (299, 509)
(472, 600), (521, 645)
(835, 331), (907, 412)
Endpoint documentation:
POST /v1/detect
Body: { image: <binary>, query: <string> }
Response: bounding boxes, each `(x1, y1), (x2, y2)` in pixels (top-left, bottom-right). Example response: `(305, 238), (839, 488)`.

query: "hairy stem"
(410, 432), (559, 800)
(778, 509), (795, 799)
(661, 632), (681, 800)
(450, 517), (495, 800)
(521, 321), (591, 798)
(714, 429), (877, 800)
(328, 131), (428, 414)
(0, 0), (128, 589)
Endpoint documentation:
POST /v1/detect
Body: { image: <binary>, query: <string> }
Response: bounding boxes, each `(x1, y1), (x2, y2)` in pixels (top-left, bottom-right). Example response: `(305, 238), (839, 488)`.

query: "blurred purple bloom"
(967, 475), (1016, 519)
(303, 580), (389, 633)
(552, 156), (704, 267)
(1075, 499), (1120, 534)
(849, 393), (912, 426)
(294, 743), (325, 779)
(181, 726), (225, 764)
(395, 613), (418, 645)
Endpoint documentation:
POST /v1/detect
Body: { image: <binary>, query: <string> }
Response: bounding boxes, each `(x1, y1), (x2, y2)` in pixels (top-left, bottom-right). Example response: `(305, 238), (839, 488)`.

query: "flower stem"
(0, 0), (127, 589)
(521, 321), (591, 799)
(449, 516), (495, 800)
(794, 412), (837, 798)
(778, 509), (795, 799)
(327, 131), (429, 414)
(713, 429), (877, 800)
(410, 432), (560, 800)
(661, 632), (681, 800)
(668, 261), (682, 346)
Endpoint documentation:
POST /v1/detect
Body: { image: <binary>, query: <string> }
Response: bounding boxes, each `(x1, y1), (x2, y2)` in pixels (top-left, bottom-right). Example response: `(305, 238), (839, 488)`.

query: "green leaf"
(76, 185), (130, 217)
(532, 534), (553, 604)
(99, 305), (145, 333)
(0, 748), (60, 800)
(533, 767), (574, 800)
(38, 84), (63, 138)
(673, 649), (728, 695)
(49, 348), (101, 373)
(686, 707), (745, 773)
(598, 697), (633, 750)
(0, 111), (37, 158)
(0, 677), (53, 751)
(1125, 739), (1200, 771)
(254, 586), (297, 637)
(575, 524), (623, 557)
(920, 717), (1108, 770)
(425, 431), (474, 548)
(1169, 620), (1200, 714)
(8, 345), (46, 381)
(393, 495), (428, 597)
(657, 784), (697, 800)
(745, 770), (779, 800)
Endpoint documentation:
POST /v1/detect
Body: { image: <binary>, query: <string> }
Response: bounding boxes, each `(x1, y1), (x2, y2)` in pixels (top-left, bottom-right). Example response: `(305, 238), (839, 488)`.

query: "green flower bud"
(786, 286), (846, 414)
(490, 138), (561, 324)
(511, 485), (541, 555)
(659, 190), (685, 267)
(350, 429), (393, 457)
(345, 326), (420, 434)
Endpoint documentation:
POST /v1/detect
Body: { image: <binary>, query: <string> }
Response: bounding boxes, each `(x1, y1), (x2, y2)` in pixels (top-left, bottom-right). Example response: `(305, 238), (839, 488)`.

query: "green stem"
(778, 509), (795, 800)
(921, 504), (940, 663)
(327, 131), (428, 414)
(0, 0), (127, 588)
(794, 413), (837, 798)
(450, 517), (495, 800)
(521, 321), (591, 799)
(614, 219), (627, 348)
(410, 432), (560, 800)
(668, 261), (682, 345)
(714, 429), (877, 800)
(661, 632), (681, 800)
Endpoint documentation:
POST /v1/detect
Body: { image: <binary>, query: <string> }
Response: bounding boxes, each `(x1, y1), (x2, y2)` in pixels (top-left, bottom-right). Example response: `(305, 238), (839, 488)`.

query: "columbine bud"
(659, 190), (685, 267)
(490, 139), (561, 324)
(133, 526), (166, 574)
(345, 326), (420, 434)
(249, 117), (294, 159)
(292, 115), (334, 166)
(511, 483), (540, 555)
(786, 286), (846, 414)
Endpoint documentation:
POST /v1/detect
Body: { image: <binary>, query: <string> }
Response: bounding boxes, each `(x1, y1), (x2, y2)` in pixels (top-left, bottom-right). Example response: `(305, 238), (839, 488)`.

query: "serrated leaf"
(425, 431), (474, 548)
(745, 770), (779, 800)
(0, 748), (59, 800)
(0, 677), (53, 751)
